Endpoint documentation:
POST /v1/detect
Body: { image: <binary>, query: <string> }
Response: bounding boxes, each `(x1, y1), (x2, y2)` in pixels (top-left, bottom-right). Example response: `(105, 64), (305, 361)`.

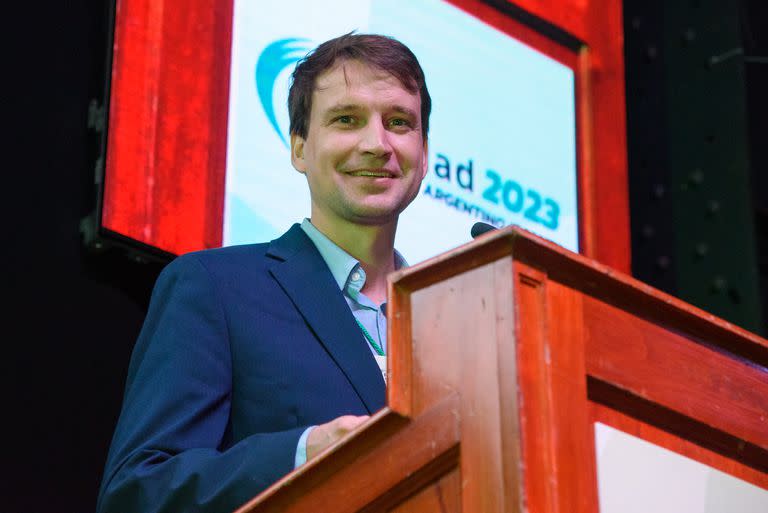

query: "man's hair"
(288, 33), (431, 140)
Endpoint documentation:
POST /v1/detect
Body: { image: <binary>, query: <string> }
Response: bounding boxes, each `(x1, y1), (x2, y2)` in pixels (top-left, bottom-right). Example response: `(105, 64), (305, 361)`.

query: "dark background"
(6, 1), (766, 511)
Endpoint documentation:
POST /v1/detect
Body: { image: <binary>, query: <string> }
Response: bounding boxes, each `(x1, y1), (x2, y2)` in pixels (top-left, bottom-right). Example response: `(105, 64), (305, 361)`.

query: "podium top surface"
(390, 224), (768, 368)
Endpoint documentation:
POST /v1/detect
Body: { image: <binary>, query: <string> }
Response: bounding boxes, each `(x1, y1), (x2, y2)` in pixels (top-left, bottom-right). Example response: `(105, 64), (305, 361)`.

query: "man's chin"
(337, 202), (405, 226)
(346, 210), (400, 227)
(346, 192), (419, 223)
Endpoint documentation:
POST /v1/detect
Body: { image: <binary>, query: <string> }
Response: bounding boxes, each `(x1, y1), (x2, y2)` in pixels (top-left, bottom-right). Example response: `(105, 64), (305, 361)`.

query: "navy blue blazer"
(97, 224), (387, 513)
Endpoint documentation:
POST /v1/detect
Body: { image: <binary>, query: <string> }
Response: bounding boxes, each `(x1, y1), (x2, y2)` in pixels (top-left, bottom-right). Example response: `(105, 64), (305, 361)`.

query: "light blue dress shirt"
(293, 219), (406, 467)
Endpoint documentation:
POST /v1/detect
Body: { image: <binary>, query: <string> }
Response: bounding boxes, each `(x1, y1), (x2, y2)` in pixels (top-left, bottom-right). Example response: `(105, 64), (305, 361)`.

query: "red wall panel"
(103, 0), (233, 254)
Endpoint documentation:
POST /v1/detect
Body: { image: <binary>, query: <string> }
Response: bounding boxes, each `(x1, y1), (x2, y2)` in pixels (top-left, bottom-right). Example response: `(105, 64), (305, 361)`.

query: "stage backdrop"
(224, 0), (578, 262)
(101, 0), (602, 265)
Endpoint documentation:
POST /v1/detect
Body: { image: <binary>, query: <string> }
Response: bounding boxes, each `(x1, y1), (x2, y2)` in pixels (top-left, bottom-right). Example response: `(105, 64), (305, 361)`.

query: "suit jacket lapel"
(266, 225), (386, 414)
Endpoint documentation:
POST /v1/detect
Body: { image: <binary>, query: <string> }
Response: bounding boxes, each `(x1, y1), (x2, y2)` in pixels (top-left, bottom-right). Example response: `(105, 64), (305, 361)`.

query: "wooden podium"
(235, 226), (768, 513)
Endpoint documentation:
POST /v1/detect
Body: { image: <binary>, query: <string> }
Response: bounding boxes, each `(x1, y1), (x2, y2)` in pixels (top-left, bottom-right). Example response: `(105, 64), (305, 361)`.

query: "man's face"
(291, 59), (428, 229)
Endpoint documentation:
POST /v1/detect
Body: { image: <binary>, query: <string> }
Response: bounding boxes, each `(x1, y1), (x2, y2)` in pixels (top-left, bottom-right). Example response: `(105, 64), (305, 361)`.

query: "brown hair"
(288, 33), (431, 139)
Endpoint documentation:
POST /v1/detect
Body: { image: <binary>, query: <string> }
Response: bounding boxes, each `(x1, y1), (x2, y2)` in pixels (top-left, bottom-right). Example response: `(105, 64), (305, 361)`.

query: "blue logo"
(255, 38), (312, 148)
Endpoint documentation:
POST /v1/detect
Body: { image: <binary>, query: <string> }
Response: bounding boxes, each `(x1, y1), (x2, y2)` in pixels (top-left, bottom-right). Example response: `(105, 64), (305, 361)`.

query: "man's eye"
(389, 118), (411, 128)
(335, 115), (355, 125)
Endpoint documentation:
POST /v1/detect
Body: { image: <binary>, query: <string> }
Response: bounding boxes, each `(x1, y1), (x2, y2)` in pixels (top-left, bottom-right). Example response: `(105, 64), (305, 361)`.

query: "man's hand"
(306, 415), (369, 460)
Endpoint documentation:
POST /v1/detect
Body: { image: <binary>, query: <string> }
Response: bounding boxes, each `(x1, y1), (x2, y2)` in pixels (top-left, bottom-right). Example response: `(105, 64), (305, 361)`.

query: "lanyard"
(355, 319), (385, 356)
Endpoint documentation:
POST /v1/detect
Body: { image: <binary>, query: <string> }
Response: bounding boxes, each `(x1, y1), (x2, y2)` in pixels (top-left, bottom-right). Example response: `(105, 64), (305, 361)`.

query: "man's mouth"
(347, 169), (398, 178)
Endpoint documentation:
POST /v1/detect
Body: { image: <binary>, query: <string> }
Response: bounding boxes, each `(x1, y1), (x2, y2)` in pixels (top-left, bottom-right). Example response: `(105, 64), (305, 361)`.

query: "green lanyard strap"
(355, 319), (385, 356)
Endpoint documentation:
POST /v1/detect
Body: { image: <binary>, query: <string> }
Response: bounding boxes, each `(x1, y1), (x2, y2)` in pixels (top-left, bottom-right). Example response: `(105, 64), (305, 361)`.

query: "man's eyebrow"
(322, 104), (419, 119)
(323, 104), (362, 116)
(389, 106), (419, 119)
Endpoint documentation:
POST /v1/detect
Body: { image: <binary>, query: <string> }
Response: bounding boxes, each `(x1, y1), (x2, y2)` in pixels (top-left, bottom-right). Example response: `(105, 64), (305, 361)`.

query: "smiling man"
(97, 34), (431, 513)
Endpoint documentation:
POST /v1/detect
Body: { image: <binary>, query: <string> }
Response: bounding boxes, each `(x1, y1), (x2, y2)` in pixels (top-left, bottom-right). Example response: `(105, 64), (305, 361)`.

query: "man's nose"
(358, 120), (392, 157)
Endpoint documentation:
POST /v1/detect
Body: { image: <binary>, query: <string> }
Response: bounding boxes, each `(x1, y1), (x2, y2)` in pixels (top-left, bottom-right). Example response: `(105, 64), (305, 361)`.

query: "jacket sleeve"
(97, 254), (306, 513)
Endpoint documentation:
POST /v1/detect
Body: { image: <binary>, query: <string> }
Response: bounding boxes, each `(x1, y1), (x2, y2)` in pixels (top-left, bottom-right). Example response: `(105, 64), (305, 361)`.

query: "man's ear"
(290, 133), (306, 173)
(420, 139), (429, 179)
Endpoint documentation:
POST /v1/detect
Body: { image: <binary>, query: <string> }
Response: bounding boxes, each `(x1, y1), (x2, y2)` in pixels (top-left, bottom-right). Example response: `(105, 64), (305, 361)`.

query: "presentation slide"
(224, 0), (577, 263)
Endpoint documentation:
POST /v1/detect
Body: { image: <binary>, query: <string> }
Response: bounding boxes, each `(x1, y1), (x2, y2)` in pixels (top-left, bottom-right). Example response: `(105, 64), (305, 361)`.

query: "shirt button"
(351, 272), (361, 281)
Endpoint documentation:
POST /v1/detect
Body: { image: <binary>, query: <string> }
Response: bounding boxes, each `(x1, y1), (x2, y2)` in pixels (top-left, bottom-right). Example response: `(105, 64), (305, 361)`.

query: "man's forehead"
(313, 59), (413, 95)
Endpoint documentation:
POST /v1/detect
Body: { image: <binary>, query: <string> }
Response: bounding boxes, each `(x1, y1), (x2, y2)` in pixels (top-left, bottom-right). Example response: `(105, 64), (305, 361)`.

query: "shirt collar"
(300, 218), (407, 292)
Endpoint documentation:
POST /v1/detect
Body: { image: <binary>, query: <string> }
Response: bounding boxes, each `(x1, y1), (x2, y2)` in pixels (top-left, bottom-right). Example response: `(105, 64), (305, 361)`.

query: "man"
(97, 33), (430, 513)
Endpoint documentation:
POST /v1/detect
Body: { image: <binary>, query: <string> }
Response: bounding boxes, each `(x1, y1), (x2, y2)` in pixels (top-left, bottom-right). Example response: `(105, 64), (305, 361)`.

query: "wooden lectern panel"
(236, 226), (767, 513)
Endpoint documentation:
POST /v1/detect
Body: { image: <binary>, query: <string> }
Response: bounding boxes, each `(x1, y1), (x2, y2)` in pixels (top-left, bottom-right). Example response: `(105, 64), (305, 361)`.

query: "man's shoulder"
(185, 241), (270, 261)
(165, 224), (310, 275)
(167, 242), (272, 280)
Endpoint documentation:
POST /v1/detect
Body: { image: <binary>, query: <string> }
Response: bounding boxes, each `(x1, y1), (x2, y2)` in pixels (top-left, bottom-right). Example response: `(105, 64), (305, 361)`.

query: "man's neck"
(310, 214), (397, 305)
